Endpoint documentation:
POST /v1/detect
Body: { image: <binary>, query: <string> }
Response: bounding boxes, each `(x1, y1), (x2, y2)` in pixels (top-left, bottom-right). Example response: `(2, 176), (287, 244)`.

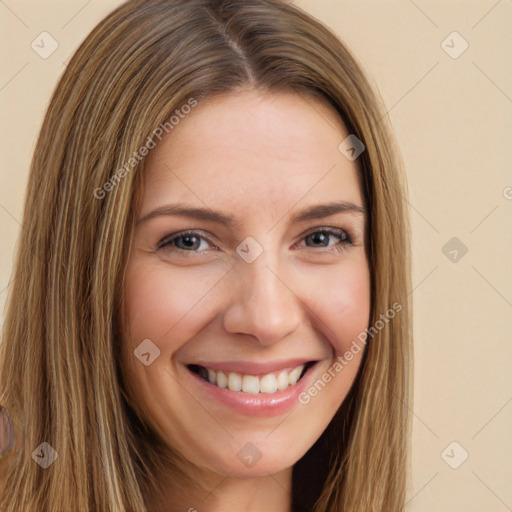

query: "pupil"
(309, 232), (328, 247)
(179, 235), (199, 250)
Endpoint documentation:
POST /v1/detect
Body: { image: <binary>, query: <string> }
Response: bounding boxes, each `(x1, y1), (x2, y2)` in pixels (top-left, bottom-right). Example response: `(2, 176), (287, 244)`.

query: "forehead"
(140, 90), (363, 219)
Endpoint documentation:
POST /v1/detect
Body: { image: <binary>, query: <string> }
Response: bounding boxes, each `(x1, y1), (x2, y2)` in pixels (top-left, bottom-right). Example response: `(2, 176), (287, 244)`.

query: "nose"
(222, 255), (303, 346)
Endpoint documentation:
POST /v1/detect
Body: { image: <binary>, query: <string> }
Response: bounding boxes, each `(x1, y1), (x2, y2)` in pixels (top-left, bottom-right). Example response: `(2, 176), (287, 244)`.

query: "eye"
(297, 227), (353, 253)
(158, 230), (215, 254)
(157, 227), (353, 256)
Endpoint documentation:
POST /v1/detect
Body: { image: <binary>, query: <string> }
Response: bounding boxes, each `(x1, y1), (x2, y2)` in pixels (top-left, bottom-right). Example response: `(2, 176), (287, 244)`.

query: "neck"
(148, 466), (293, 512)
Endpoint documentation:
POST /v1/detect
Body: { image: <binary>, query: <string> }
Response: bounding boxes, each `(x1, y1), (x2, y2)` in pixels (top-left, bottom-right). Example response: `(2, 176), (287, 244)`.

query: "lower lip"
(185, 364), (317, 417)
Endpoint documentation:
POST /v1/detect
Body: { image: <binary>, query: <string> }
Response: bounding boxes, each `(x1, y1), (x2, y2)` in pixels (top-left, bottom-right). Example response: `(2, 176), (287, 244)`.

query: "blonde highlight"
(0, 1), (412, 510)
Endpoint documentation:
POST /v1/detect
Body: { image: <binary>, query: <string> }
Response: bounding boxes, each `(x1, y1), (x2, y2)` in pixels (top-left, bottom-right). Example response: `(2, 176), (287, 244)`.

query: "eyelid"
(300, 225), (351, 240)
(157, 229), (217, 250)
(293, 226), (353, 252)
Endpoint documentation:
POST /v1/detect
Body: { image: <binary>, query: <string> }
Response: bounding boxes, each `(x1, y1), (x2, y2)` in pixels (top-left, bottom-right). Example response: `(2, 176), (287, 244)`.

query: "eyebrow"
(136, 201), (366, 228)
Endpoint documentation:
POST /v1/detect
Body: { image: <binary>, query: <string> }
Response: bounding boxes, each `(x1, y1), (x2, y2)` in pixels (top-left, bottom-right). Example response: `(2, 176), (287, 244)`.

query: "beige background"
(1, 1), (511, 510)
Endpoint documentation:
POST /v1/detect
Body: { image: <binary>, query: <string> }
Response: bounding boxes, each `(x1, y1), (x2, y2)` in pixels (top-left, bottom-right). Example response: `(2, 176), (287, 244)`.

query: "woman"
(0, 0), (413, 510)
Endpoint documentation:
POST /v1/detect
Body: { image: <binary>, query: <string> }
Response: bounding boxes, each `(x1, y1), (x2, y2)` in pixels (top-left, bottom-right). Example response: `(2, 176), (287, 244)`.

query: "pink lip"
(184, 362), (318, 417)
(185, 358), (315, 375)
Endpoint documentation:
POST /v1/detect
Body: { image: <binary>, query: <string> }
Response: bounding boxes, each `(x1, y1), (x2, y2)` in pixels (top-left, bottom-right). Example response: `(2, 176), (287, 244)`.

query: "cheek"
(121, 259), (223, 426)
(123, 260), (222, 349)
(306, 258), (370, 355)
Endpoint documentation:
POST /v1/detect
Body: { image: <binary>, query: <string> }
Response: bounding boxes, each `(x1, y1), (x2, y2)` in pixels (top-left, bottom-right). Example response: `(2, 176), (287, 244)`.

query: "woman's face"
(122, 89), (370, 478)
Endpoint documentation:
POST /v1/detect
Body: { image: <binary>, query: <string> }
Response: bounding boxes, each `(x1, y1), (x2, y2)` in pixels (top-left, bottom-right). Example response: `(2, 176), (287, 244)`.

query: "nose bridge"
(222, 247), (302, 345)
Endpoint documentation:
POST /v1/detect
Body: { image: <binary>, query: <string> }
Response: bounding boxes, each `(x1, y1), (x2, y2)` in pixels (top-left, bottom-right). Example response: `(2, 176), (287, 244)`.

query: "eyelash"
(157, 227), (354, 256)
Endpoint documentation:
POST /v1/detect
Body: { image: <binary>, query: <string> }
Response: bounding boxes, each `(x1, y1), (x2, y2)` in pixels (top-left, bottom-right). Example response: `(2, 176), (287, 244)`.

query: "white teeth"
(195, 363), (309, 394)
(216, 370), (227, 388)
(260, 374), (278, 394)
(228, 372), (242, 392)
(242, 375), (260, 394)
(288, 365), (304, 386)
(276, 371), (289, 391)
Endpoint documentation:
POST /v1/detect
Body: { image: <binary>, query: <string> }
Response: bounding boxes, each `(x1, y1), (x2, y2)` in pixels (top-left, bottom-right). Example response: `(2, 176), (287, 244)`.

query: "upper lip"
(185, 358), (317, 375)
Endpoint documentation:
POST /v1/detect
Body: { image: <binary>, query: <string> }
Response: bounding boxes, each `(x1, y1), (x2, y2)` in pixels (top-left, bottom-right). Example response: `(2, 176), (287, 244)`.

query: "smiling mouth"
(187, 362), (314, 394)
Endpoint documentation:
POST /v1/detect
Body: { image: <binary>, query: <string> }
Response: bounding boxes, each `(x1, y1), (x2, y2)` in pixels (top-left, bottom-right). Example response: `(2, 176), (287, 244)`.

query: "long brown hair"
(0, 0), (412, 510)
